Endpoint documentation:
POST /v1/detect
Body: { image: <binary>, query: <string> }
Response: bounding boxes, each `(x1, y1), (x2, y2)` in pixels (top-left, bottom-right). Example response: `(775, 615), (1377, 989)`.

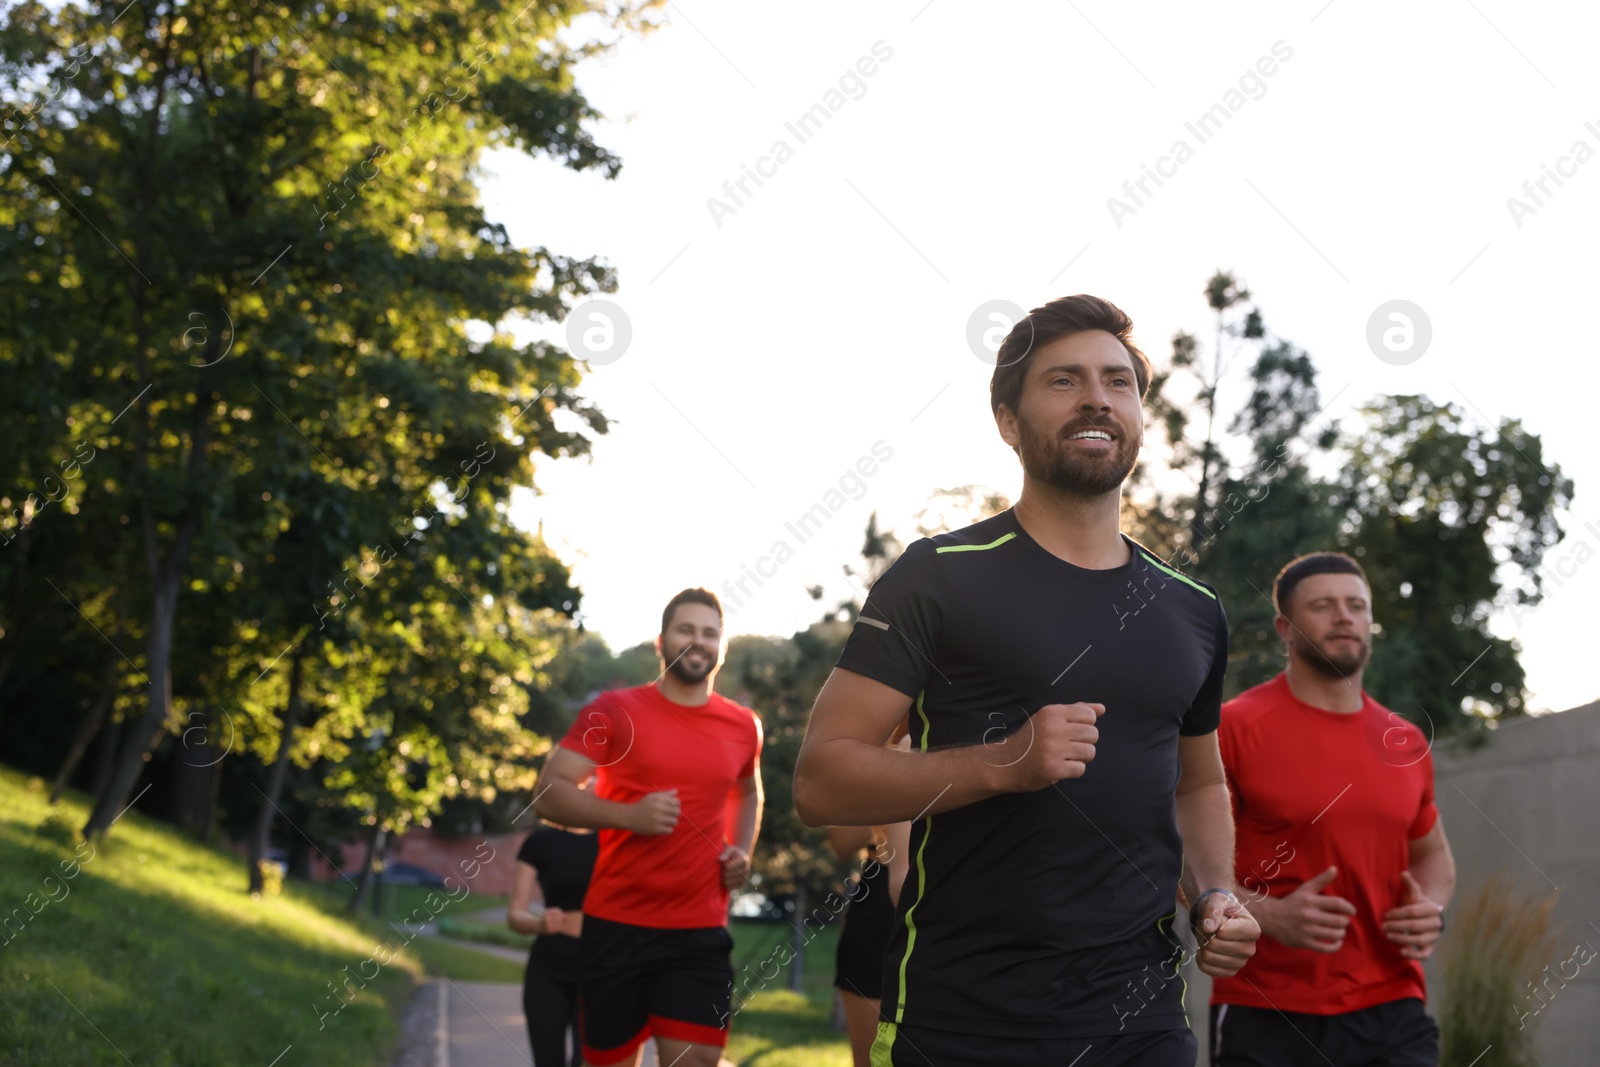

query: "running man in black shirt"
(793, 294), (1259, 1066)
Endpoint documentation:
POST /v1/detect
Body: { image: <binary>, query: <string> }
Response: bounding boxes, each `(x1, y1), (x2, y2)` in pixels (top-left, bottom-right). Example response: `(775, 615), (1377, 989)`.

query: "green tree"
(1147, 271), (1266, 549)
(1182, 336), (1342, 695)
(1130, 274), (1574, 735)
(1339, 397), (1572, 733)
(0, 0), (653, 837)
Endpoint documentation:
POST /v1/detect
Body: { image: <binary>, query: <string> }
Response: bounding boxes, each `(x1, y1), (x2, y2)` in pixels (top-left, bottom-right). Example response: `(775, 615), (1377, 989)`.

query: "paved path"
(443, 980), (533, 1066)
(422, 937), (667, 1067)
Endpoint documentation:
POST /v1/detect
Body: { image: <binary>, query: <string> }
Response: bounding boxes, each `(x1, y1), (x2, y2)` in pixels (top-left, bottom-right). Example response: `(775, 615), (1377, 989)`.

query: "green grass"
(0, 767), (499, 1067)
(726, 919), (850, 1065)
(363, 882), (507, 924)
(726, 990), (852, 1067)
(436, 914), (535, 950)
(406, 935), (523, 982)
(0, 765), (851, 1066)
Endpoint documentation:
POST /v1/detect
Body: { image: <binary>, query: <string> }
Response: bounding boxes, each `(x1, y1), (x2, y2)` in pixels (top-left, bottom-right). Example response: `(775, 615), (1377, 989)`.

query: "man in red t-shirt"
(1211, 552), (1457, 1066)
(537, 588), (763, 1067)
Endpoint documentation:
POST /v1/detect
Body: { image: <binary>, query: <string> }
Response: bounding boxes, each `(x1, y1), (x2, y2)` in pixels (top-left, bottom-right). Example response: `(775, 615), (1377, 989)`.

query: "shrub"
(1438, 874), (1561, 1067)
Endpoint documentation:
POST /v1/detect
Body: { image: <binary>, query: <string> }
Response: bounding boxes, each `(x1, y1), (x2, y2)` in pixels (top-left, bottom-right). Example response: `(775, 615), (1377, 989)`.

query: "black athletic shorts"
(834, 907), (891, 999)
(834, 865), (892, 1000)
(872, 1020), (1198, 1067)
(1210, 997), (1439, 1066)
(576, 914), (735, 1064)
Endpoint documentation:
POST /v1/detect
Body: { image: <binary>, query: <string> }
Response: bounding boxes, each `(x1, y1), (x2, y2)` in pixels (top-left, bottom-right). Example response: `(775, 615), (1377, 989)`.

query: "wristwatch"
(1189, 887), (1237, 934)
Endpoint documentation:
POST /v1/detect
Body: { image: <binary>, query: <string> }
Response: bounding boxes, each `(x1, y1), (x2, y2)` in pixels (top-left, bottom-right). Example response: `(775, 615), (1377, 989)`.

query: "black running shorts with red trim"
(576, 914), (735, 1064)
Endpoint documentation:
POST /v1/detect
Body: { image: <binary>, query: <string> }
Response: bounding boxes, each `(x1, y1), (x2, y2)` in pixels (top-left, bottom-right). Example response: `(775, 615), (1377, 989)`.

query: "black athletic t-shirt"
(517, 826), (599, 968)
(834, 509), (1228, 1038)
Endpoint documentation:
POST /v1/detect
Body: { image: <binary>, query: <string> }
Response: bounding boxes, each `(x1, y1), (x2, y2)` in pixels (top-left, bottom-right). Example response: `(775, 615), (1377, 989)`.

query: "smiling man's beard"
(1296, 632), (1371, 679)
(665, 646), (716, 684)
(1017, 412), (1141, 497)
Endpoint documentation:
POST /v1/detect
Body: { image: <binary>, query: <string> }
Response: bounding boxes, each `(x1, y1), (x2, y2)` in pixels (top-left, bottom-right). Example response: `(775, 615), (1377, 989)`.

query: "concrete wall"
(1184, 699), (1600, 1065)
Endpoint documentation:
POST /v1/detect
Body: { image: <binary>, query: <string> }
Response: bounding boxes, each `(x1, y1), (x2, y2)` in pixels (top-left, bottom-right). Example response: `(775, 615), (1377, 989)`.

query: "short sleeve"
(834, 538), (945, 698)
(739, 712), (764, 779)
(1180, 596), (1229, 736)
(1216, 702), (1242, 818)
(516, 830), (542, 868)
(559, 694), (616, 765)
(1408, 749), (1440, 839)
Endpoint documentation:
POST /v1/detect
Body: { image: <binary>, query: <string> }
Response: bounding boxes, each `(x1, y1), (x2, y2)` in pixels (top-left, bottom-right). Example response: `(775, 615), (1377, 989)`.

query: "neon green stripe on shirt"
(935, 531), (1017, 554)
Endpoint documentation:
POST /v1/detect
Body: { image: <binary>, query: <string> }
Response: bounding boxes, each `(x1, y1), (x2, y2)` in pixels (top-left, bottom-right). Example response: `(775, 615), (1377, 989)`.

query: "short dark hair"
(661, 587), (723, 635)
(989, 294), (1153, 416)
(1273, 552), (1369, 616)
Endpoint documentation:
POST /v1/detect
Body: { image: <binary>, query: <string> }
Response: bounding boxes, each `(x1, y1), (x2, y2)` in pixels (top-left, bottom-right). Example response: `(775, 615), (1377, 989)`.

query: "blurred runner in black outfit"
(508, 823), (599, 1066)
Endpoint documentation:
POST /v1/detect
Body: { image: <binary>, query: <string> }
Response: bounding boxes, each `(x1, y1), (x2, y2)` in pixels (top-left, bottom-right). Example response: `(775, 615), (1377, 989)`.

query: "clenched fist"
(998, 702), (1106, 793)
(719, 845), (751, 890)
(1382, 871), (1445, 960)
(1194, 893), (1260, 978)
(628, 789), (680, 835)
(1256, 866), (1356, 952)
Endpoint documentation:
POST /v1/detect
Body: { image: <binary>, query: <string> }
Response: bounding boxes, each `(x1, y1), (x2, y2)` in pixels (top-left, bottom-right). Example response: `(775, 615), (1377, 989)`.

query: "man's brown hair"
(1273, 552), (1370, 616)
(989, 294), (1153, 415)
(661, 587), (723, 635)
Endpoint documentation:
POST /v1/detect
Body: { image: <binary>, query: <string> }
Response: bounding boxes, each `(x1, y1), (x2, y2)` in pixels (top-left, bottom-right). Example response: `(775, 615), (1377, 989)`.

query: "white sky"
(485, 0), (1600, 714)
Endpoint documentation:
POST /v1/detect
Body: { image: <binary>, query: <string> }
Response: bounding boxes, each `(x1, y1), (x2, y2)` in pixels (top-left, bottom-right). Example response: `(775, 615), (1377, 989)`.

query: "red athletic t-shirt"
(1211, 673), (1439, 1014)
(558, 684), (762, 930)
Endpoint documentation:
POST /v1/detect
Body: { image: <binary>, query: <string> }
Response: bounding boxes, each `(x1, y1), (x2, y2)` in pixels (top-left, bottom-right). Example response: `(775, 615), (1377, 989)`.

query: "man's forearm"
(537, 776), (634, 831)
(731, 787), (762, 854)
(1176, 781), (1238, 905)
(794, 738), (1002, 826)
(1411, 840), (1456, 910)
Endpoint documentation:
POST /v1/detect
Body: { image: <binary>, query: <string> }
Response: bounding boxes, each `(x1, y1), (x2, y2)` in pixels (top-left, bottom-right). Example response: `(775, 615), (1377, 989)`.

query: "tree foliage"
(1132, 272), (1575, 735)
(0, 0), (657, 876)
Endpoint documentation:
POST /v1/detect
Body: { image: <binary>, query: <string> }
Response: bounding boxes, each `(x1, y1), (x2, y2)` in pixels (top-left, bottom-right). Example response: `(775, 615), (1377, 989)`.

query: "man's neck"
(1012, 481), (1129, 569)
(1284, 659), (1365, 713)
(655, 674), (712, 707)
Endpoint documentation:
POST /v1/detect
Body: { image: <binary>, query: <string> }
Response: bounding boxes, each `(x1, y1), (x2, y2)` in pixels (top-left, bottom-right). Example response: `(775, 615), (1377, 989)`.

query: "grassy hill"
(0, 766), (852, 1066)
(0, 768), (441, 1067)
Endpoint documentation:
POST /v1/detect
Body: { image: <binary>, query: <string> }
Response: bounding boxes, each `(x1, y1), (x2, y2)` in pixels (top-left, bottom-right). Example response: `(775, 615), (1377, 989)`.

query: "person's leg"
(523, 956), (573, 1067)
(1348, 998), (1439, 1067)
(564, 974), (584, 1067)
(1080, 1027), (1198, 1067)
(581, 1051), (641, 1067)
(651, 1037), (721, 1067)
(644, 926), (735, 1066)
(1212, 1003), (1325, 1067)
(575, 916), (653, 1067)
(869, 1022), (1001, 1067)
(837, 989), (881, 1067)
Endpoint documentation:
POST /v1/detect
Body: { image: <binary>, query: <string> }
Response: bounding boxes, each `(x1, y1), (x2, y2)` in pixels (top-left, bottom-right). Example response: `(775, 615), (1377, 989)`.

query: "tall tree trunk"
(89, 714), (123, 807)
(82, 23), (193, 842)
(249, 652), (305, 893)
(0, 614), (32, 710)
(1187, 321), (1225, 551)
(346, 820), (385, 914)
(50, 655), (120, 802)
(286, 766), (314, 879)
(169, 705), (220, 837)
(83, 557), (188, 838)
(0, 520), (36, 706)
(204, 754), (222, 845)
